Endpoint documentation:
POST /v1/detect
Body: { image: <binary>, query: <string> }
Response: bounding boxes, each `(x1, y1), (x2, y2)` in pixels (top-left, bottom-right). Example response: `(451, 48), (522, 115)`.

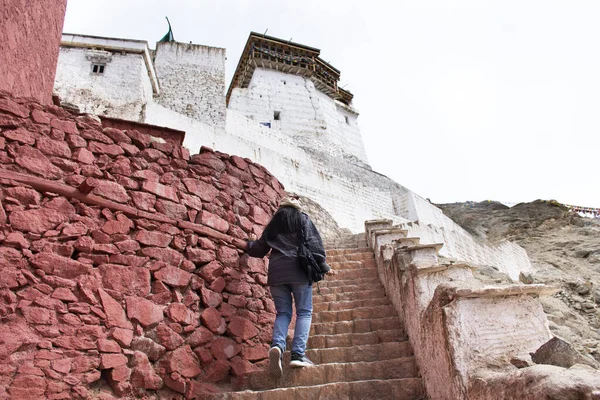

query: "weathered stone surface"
(186, 326), (214, 348)
(126, 296), (164, 327)
(131, 336), (166, 362)
(9, 208), (68, 234)
(140, 247), (183, 267)
(166, 345), (202, 378)
(201, 307), (226, 334)
(100, 353), (128, 369)
(155, 199), (188, 220)
(186, 247), (216, 265)
(93, 180), (130, 203)
(154, 266), (191, 287)
(210, 337), (241, 360)
(166, 303), (194, 325)
(200, 287), (223, 308)
(142, 181), (179, 202)
(37, 136), (71, 158)
(531, 336), (599, 368)
(101, 214), (133, 235)
(182, 178), (219, 201)
(99, 264), (151, 297)
(51, 287), (78, 302)
(97, 339), (121, 353)
(110, 327), (133, 347)
(217, 246), (239, 268)
(198, 211), (229, 233)
(130, 351), (163, 390)
(227, 316), (259, 340)
(153, 323), (184, 350)
(30, 252), (91, 279)
(135, 229), (172, 247)
(98, 289), (133, 329)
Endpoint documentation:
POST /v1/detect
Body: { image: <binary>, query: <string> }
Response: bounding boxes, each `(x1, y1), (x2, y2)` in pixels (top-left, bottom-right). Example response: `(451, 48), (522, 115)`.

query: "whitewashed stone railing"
(365, 219), (600, 400)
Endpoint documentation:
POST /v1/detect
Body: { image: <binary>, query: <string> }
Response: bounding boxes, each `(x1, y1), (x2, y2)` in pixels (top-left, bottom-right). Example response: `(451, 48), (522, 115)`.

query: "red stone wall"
(101, 117), (186, 146)
(0, 0), (67, 104)
(0, 91), (285, 399)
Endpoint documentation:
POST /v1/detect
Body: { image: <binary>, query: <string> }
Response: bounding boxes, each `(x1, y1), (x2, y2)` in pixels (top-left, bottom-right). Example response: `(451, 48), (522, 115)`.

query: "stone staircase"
(206, 234), (425, 399)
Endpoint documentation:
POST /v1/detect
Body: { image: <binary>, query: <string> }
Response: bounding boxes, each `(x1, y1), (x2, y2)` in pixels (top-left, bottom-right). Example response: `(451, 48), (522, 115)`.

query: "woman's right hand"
(248, 233), (257, 241)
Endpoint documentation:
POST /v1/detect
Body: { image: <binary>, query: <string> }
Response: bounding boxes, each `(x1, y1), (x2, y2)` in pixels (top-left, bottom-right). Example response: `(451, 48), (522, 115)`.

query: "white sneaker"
(268, 346), (282, 377)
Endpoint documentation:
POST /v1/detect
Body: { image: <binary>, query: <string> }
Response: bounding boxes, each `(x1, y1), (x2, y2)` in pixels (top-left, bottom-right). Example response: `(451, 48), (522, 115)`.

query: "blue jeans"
(270, 283), (313, 356)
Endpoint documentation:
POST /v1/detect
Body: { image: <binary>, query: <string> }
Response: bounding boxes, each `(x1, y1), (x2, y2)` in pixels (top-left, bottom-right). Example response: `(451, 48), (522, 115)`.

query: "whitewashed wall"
(153, 42), (226, 130)
(227, 68), (368, 164)
(54, 48), (153, 121)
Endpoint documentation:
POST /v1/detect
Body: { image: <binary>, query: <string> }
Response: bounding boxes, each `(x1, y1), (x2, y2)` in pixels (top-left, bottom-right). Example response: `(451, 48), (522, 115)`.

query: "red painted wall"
(0, 0), (67, 104)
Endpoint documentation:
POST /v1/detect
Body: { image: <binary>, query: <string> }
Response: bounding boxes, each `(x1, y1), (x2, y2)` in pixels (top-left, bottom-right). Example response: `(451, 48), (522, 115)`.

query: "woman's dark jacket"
(247, 212), (327, 286)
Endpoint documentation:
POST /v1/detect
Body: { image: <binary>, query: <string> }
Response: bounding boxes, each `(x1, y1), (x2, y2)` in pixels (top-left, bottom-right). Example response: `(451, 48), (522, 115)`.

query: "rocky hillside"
(437, 200), (600, 362)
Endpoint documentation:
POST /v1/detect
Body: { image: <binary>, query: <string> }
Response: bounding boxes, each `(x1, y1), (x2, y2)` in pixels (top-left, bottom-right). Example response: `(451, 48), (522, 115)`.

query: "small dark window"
(345, 116), (350, 124)
(92, 63), (105, 74)
(274, 111), (281, 121)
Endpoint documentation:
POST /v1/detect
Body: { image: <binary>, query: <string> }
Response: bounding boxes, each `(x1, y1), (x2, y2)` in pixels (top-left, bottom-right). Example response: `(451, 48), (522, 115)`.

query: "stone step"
(239, 357), (418, 391)
(313, 297), (390, 313)
(313, 288), (386, 303)
(312, 305), (397, 323)
(326, 247), (372, 256)
(329, 260), (376, 270)
(326, 267), (378, 280)
(328, 253), (375, 263)
(306, 342), (413, 364)
(310, 316), (401, 335)
(317, 276), (382, 288)
(316, 283), (385, 295)
(307, 329), (405, 349)
(209, 378), (424, 400)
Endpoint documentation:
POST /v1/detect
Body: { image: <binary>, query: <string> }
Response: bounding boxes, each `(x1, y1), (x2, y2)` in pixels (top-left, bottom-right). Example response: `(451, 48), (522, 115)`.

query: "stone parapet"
(364, 222), (600, 400)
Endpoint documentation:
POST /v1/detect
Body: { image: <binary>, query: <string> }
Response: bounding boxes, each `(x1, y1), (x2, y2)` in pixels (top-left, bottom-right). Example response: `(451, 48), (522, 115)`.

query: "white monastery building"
(54, 32), (532, 280)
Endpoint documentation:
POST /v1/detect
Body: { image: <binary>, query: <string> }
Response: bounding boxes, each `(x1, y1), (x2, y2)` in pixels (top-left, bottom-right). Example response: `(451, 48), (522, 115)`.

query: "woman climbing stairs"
(206, 234), (425, 399)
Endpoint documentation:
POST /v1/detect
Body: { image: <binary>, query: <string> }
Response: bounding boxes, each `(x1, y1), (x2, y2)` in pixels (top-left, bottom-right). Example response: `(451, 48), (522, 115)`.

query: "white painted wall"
(154, 42), (226, 129)
(228, 68), (368, 164)
(54, 47), (153, 121)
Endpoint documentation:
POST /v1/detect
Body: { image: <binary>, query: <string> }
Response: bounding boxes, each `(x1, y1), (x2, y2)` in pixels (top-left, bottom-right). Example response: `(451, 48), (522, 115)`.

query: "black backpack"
(297, 225), (330, 283)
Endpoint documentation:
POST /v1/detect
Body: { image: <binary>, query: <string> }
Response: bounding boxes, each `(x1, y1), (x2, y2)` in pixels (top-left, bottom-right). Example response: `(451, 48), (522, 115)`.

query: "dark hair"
(263, 206), (302, 241)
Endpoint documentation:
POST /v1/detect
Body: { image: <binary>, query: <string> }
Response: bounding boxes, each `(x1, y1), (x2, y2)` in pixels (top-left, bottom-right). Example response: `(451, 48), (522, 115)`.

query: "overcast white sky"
(63, 0), (599, 207)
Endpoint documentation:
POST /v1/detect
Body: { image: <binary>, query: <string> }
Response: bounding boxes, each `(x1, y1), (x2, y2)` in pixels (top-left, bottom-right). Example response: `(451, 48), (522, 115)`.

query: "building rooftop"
(226, 32), (353, 106)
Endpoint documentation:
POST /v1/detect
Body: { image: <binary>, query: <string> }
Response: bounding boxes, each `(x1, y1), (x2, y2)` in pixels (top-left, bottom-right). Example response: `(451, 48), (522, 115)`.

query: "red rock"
(73, 147), (94, 164)
(30, 253), (91, 279)
(70, 356), (100, 374)
(186, 326), (214, 348)
(193, 347), (214, 365)
(98, 289), (133, 330)
(100, 353), (128, 369)
(210, 277), (226, 293)
(22, 306), (54, 324)
(66, 134), (87, 148)
(230, 357), (259, 377)
(51, 119), (78, 135)
(125, 296), (164, 327)
(79, 128), (113, 144)
(201, 307), (226, 334)
(132, 169), (160, 181)
(197, 211), (229, 233)
(155, 199), (188, 220)
(165, 345), (201, 378)
(88, 141), (125, 157)
(200, 287), (223, 308)
(153, 266), (191, 287)
(182, 178), (219, 201)
(217, 246), (239, 268)
(241, 344), (269, 361)
(140, 247), (183, 267)
(202, 360), (231, 382)
(166, 303), (194, 325)
(229, 155), (249, 170)
(164, 372), (186, 394)
(4, 186), (41, 206)
(51, 358), (72, 374)
(135, 229), (172, 247)
(190, 152), (226, 172)
(93, 180), (129, 203)
(186, 381), (220, 398)
(31, 109), (51, 124)
(114, 240), (141, 253)
(8, 374), (46, 397)
(121, 143), (139, 156)
(109, 158), (132, 175)
(15, 148), (64, 178)
(36, 136), (72, 158)
(227, 316), (259, 340)
(51, 288), (78, 302)
(0, 97), (30, 117)
(93, 243), (119, 254)
(196, 260), (223, 283)
(140, 148), (164, 161)
(130, 336), (166, 362)
(180, 193), (202, 210)
(225, 280), (252, 297)
(130, 351), (163, 390)
(103, 128), (131, 144)
(249, 205), (270, 225)
(4, 232), (29, 249)
(154, 323), (184, 350)
(142, 181), (178, 202)
(108, 254), (147, 268)
(97, 339), (121, 353)
(109, 365), (131, 382)
(131, 191), (156, 211)
(210, 337), (241, 360)
(240, 254), (266, 274)
(3, 127), (35, 144)
(227, 295), (247, 308)
(186, 248), (216, 265)
(101, 214), (133, 235)
(110, 327), (133, 347)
